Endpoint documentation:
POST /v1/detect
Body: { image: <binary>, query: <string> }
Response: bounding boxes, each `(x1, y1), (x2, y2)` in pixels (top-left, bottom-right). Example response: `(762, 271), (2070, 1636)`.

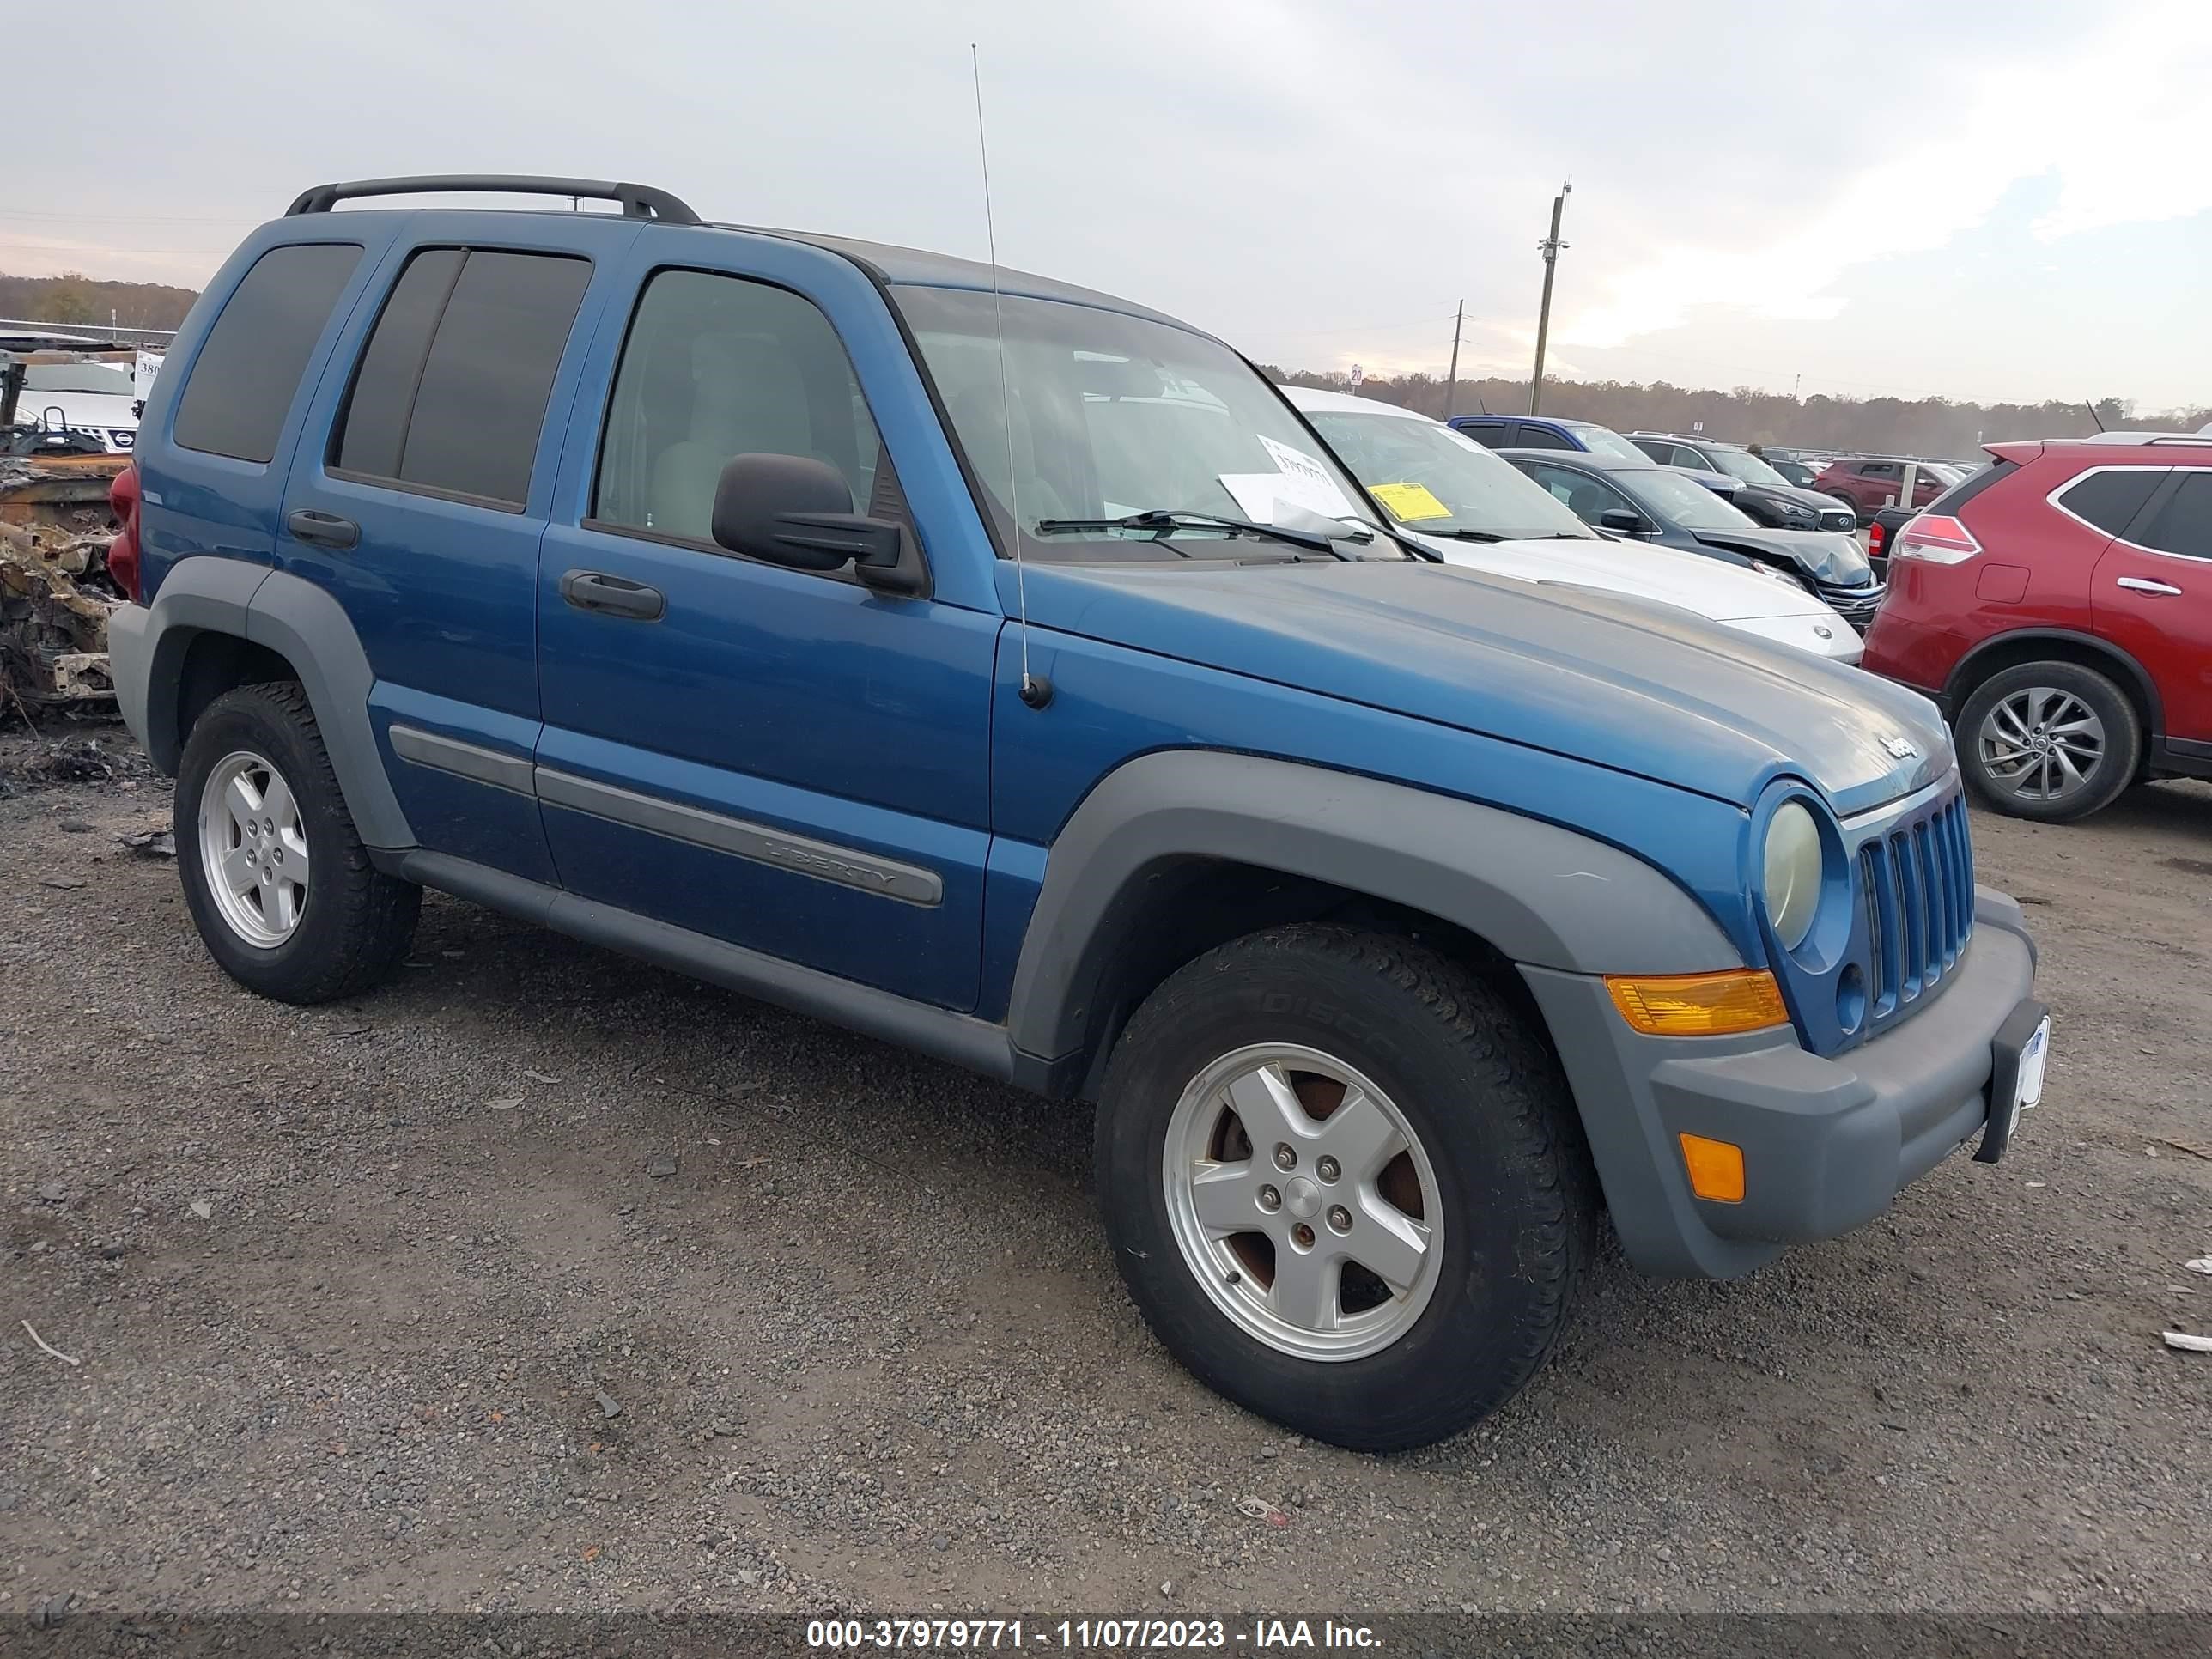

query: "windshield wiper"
(1419, 527), (1510, 543)
(1034, 510), (1358, 557)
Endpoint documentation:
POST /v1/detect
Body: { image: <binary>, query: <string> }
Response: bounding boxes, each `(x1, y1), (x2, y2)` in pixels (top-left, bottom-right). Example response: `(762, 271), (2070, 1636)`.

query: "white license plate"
(2014, 1017), (2051, 1112)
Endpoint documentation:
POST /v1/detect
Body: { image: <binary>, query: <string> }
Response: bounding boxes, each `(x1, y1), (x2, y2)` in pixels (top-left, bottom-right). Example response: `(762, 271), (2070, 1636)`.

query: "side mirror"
(711, 453), (920, 593)
(1598, 507), (1650, 535)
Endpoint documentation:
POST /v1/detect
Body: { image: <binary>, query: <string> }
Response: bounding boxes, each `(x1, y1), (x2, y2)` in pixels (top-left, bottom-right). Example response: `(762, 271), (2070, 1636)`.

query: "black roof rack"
(284, 174), (701, 226)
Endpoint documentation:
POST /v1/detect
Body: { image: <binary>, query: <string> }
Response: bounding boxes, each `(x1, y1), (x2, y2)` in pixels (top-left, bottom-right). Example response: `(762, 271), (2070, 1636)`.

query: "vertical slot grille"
(1856, 789), (1974, 1034)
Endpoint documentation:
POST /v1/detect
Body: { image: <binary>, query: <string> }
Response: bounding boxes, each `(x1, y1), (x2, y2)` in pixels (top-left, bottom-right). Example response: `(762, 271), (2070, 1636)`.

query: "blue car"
(106, 174), (2044, 1452)
(1449, 412), (1741, 499)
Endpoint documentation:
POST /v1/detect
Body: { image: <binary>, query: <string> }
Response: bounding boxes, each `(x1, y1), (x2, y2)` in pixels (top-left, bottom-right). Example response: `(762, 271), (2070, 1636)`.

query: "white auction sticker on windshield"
(1219, 439), (1358, 526)
(1256, 436), (1358, 516)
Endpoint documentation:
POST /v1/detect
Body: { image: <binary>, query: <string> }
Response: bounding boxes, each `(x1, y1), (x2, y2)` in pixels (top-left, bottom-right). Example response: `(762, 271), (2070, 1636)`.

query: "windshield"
(1304, 410), (1595, 541)
(897, 288), (1397, 562)
(24, 362), (133, 396)
(1704, 447), (1792, 489)
(1620, 468), (1759, 531)
(1567, 423), (1650, 462)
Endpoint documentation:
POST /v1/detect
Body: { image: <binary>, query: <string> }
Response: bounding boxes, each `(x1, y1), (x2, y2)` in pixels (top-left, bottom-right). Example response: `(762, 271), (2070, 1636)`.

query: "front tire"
(176, 682), (420, 1002)
(1094, 925), (1595, 1452)
(1956, 661), (2139, 823)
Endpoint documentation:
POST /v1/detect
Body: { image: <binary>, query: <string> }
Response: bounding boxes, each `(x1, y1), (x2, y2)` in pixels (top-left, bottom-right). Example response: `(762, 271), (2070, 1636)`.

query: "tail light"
(106, 462), (143, 601)
(1892, 513), (1980, 566)
(1867, 520), (1887, 556)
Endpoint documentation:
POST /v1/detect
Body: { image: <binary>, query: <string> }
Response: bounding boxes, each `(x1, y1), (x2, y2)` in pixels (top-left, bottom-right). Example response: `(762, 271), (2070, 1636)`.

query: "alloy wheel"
(1162, 1043), (1443, 1362)
(197, 749), (311, 947)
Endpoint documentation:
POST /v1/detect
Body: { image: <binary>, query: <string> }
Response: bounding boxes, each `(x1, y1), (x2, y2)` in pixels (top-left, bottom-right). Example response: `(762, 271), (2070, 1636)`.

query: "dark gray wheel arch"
(130, 558), (414, 850)
(1003, 750), (1742, 1066)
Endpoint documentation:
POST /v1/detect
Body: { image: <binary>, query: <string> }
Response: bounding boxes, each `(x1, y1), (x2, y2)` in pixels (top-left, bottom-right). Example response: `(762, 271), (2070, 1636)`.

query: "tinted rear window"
(336, 248), (465, 481)
(2055, 467), (2161, 537)
(173, 242), (362, 464)
(332, 247), (591, 508)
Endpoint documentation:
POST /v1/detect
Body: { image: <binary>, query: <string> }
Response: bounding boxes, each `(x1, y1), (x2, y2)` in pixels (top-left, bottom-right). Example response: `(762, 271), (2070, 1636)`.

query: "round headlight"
(1763, 800), (1822, 951)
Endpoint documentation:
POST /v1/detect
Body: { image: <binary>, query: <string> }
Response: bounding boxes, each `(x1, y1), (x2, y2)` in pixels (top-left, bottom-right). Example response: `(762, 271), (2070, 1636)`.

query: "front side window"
(2133, 471), (2212, 560)
(333, 247), (591, 508)
(174, 242), (362, 464)
(896, 286), (1394, 562)
(1520, 462), (1638, 524)
(593, 270), (883, 544)
(1619, 468), (1759, 531)
(1304, 410), (1594, 542)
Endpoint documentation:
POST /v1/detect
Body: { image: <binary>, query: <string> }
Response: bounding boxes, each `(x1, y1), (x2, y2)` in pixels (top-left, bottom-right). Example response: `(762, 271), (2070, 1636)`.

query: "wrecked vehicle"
(0, 453), (125, 711)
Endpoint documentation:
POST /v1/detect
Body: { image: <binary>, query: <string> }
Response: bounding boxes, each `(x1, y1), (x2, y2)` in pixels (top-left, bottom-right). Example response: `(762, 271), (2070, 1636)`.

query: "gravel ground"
(2, 722), (2207, 1618)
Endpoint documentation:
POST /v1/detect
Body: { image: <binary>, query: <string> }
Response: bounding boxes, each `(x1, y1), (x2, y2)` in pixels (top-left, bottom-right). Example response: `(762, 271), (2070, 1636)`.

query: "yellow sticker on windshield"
(1368, 482), (1452, 522)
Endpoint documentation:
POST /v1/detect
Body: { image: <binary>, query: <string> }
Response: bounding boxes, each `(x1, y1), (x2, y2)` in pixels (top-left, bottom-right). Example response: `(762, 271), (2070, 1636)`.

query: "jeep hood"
(1012, 559), (1945, 815)
(1687, 524), (1873, 586)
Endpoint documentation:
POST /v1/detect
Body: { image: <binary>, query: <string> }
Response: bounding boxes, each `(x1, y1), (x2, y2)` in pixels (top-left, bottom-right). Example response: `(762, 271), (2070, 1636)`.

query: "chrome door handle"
(2115, 576), (2182, 597)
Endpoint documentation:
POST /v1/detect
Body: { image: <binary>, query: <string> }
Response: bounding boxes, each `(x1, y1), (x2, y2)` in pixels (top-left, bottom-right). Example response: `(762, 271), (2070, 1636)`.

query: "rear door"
(1510, 422), (1573, 450)
(532, 232), (998, 1012)
(2093, 466), (2212, 742)
(277, 216), (632, 884)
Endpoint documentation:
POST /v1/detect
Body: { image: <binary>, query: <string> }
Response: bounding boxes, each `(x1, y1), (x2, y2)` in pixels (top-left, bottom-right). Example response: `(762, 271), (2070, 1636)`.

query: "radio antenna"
(972, 43), (1048, 709)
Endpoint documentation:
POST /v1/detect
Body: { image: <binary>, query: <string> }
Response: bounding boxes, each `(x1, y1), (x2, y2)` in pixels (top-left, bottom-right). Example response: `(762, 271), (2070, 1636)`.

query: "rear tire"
(1956, 660), (2139, 823)
(1094, 925), (1595, 1452)
(176, 682), (420, 1002)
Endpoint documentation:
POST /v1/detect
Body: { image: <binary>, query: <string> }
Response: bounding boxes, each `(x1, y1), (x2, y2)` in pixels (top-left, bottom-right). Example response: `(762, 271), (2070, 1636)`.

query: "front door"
(534, 255), (998, 1012)
(2094, 467), (2212, 743)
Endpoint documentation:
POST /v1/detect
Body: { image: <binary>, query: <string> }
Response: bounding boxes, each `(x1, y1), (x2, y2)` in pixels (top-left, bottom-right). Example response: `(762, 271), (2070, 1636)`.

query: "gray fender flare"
(1004, 750), (1743, 1064)
(138, 558), (415, 850)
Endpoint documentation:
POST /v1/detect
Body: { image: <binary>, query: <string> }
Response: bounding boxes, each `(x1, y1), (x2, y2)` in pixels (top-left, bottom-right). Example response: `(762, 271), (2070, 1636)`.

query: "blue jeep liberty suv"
(105, 177), (2046, 1452)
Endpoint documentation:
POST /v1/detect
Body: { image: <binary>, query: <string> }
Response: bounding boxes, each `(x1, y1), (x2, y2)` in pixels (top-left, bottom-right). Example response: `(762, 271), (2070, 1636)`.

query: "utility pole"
(1529, 181), (1571, 415)
(1443, 300), (1464, 419)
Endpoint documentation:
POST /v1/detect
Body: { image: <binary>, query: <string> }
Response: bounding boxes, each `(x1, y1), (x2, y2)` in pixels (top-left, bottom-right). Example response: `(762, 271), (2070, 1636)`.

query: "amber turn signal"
(1605, 969), (1790, 1036)
(1678, 1133), (1747, 1202)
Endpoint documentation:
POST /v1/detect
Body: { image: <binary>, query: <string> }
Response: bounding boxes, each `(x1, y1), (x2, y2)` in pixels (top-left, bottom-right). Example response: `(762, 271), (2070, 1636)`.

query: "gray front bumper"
(1522, 886), (2039, 1279)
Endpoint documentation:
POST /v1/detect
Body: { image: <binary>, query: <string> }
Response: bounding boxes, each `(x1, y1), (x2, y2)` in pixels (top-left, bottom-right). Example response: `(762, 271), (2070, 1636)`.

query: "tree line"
(1264, 367), (2209, 459)
(1, 272), (199, 332)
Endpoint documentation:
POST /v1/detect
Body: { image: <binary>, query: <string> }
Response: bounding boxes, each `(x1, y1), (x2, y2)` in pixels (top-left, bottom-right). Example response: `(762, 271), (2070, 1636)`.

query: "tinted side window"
(1454, 421), (1508, 449)
(1862, 461), (1899, 478)
(1522, 463), (1632, 520)
(336, 249), (464, 481)
(173, 242), (362, 464)
(332, 248), (591, 508)
(593, 269), (884, 545)
(1513, 423), (1573, 450)
(2057, 467), (2164, 537)
(1628, 438), (1668, 462)
(2133, 472), (2212, 561)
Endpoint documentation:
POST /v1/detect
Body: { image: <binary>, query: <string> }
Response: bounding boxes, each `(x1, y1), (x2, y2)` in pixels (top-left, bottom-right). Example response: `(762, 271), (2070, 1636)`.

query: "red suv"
(1861, 431), (2212, 822)
(1814, 458), (1952, 522)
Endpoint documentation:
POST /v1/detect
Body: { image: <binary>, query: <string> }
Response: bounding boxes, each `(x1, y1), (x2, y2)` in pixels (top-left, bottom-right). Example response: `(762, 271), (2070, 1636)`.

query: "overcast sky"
(16, 0), (2209, 408)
